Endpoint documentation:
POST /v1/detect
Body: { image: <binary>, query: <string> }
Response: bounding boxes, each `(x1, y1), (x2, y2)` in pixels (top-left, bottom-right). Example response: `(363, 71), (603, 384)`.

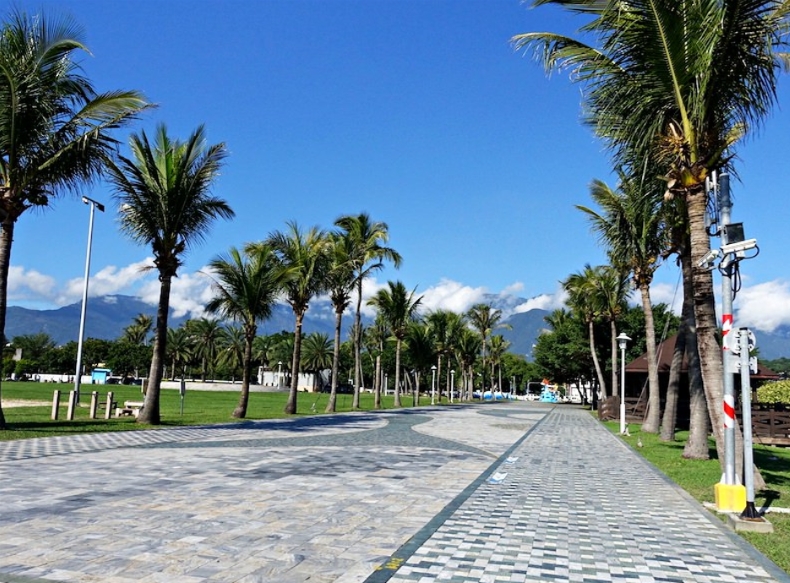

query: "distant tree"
(122, 313), (153, 345)
(106, 341), (152, 379)
(301, 333), (333, 392)
(404, 322), (436, 405)
(187, 318), (227, 383)
(266, 222), (329, 414)
(466, 304), (511, 392)
(206, 244), (288, 417)
(367, 281), (422, 408)
(166, 326), (193, 381)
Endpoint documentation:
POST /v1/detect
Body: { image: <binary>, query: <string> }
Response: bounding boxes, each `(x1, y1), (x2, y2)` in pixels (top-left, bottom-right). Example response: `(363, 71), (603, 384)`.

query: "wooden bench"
(116, 400), (145, 418)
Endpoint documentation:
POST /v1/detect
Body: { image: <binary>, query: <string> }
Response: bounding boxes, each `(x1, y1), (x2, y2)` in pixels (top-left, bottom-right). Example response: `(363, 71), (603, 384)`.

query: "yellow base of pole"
(715, 482), (747, 513)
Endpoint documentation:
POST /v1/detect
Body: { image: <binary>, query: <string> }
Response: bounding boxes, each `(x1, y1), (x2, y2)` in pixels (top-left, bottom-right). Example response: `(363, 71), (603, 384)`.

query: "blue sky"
(7, 0), (790, 333)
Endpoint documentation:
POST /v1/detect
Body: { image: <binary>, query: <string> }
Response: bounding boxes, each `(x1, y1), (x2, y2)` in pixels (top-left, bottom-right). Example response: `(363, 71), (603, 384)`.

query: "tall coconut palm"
(324, 231), (356, 412)
(187, 318), (226, 382)
(404, 322), (436, 405)
(0, 10), (148, 427)
(301, 332), (333, 393)
(594, 264), (630, 397)
(563, 265), (608, 398)
(267, 222), (329, 414)
(166, 326), (192, 381)
(367, 281), (422, 408)
(577, 173), (667, 432)
(335, 213), (402, 401)
(105, 124), (233, 424)
(122, 313), (153, 345)
(364, 316), (390, 409)
(455, 327), (482, 401)
(205, 244), (287, 418)
(466, 303), (510, 393)
(513, 0), (787, 482)
(489, 334), (511, 393)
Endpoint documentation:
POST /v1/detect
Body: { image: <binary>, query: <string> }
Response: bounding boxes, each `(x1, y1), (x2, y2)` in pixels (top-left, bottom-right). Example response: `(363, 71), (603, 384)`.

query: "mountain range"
(5, 294), (790, 360)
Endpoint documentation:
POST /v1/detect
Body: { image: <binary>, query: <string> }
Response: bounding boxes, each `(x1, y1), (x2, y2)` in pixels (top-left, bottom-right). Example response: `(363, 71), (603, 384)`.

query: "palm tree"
(335, 213), (402, 402)
(367, 281), (422, 408)
(205, 244), (287, 418)
(122, 313), (153, 345)
(166, 326), (192, 381)
(105, 123), (233, 424)
(578, 174), (667, 432)
(0, 10), (148, 428)
(489, 334), (511, 393)
(455, 327), (482, 401)
(404, 322), (436, 405)
(324, 231), (355, 412)
(466, 304), (510, 394)
(267, 222), (329, 414)
(187, 318), (227, 383)
(301, 333), (333, 393)
(513, 0), (787, 484)
(595, 265), (630, 397)
(364, 316), (390, 409)
(563, 265), (608, 399)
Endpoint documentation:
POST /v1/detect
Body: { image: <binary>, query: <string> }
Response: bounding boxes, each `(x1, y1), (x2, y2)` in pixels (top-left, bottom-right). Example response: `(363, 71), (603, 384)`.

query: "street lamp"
(431, 365), (437, 405)
(450, 369), (455, 403)
(277, 361), (282, 388)
(74, 196), (104, 403)
(617, 332), (631, 434)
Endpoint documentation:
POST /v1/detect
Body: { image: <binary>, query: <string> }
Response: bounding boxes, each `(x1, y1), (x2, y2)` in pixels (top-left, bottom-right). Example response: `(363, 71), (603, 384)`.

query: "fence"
(599, 396), (790, 446)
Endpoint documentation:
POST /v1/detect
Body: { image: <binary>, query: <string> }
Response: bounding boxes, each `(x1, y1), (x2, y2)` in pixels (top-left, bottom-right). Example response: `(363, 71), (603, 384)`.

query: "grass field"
(609, 421), (790, 575)
(0, 380), (429, 440)
(2, 386), (788, 575)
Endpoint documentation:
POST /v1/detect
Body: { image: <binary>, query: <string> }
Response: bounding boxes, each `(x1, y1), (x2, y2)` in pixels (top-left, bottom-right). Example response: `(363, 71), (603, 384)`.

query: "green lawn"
(607, 420), (790, 575)
(0, 380), (439, 440)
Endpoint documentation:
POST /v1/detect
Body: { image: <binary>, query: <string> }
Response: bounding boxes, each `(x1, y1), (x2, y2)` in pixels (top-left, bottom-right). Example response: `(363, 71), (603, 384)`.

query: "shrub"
(756, 379), (790, 404)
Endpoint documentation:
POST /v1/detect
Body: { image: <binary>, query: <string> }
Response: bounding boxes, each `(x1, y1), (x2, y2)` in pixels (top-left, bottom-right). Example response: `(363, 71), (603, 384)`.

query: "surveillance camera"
(698, 248), (720, 269)
(721, 238), (757, 257)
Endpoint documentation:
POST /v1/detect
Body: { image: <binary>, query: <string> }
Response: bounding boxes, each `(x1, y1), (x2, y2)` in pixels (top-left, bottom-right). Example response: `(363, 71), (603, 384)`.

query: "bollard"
(105, 391), (114, 420)
(51, 390), (61, 420)
(89, 391), (99, 419)
(67, 390), (77, 421)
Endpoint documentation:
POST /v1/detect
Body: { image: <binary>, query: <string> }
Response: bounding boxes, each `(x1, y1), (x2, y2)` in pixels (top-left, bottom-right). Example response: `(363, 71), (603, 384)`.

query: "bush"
(756, 379), (790, 404)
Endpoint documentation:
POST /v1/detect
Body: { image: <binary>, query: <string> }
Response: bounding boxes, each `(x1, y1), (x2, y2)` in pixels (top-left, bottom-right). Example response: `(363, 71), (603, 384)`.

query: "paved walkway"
(0, 403), (786, 583)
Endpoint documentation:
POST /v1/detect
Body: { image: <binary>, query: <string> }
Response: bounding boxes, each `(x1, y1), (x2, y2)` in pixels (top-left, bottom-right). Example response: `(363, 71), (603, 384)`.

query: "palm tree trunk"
(138, 274), (172, 424)
(640, 285), (662, 433)
(687, 190), (725, 458)
(354, 279), (363, 392)
(589, 321), (607, 399)
(326, 309), (343, 413)
(233, 330), (254, 418)
(374, 353), (382, 409)
(0, 218), (14, 429)
(660, 315), (686, 442)
(393, 338), (402, 407)
(285, 311), (304, 414)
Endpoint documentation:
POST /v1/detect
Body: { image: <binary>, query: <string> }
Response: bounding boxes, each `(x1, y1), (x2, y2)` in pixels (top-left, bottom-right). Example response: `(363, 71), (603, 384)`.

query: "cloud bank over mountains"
(7, 259), (790, 333)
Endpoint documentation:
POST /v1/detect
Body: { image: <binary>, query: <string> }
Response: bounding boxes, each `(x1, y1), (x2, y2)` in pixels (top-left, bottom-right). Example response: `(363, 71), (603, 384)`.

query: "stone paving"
(0, 402), (787, 583)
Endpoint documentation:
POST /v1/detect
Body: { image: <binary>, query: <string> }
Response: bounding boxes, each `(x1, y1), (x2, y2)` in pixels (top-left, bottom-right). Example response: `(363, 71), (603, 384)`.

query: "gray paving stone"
(0, 404), (787, 583)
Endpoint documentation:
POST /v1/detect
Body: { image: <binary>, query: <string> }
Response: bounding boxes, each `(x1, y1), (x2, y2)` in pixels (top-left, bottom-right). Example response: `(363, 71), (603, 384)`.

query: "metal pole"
(450, 370), (455, 403)
(620, 343), (626, 434)
(74, 197), (104, 402)
(431, 366), (436, 405)
(739, 328), (758, 518)
(718, 172), (738, 486)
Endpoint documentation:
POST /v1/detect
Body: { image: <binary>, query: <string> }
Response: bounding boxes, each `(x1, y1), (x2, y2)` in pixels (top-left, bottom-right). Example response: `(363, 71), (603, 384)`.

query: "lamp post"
(616, 333), (631, 434)
(74, 196), (105, 403)
(450, 369), (455, 403)
(384, 373), (388, 396)
(277, 361), (282, 388)
(431, 365), (437, 405)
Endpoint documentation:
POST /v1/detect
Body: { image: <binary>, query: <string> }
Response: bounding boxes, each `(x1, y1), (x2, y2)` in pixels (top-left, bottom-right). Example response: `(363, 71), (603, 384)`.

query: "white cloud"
(58, 258), (156, 305)
(501, 281), (524, 296)
(7, 266), (58, 303)
(735, 280), (790, 332)
(137, 269), (215, 320)
(642, 281), (684, 315)
(418, 279), (488, 314)
(513, 286), (567, 314)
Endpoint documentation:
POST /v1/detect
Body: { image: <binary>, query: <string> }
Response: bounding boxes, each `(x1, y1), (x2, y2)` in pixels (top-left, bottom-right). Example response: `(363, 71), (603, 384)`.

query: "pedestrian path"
(0, 403), (786, 583)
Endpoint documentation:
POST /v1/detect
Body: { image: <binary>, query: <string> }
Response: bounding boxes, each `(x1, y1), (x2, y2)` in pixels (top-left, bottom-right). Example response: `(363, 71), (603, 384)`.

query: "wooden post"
(67, 390), (77, 421)
(89, 391), (99, 419)
(105, 392), (114, 420)
(51, 390), (61, 420)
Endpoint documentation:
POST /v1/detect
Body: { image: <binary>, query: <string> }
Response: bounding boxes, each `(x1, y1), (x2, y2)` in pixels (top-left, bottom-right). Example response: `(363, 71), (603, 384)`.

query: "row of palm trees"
(514, 0), (789, 484)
